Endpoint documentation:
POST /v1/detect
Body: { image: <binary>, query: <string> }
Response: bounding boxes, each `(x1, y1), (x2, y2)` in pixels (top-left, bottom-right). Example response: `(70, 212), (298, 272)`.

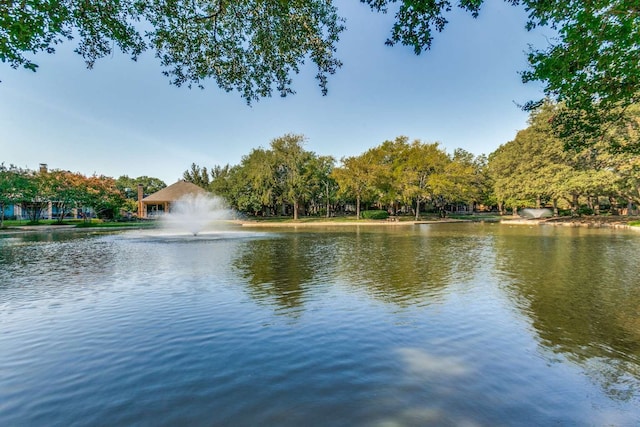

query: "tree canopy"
(487, 102), (640, 215)
(116, 175), (167, 199)
(3, 1), (638, 113)
(191, 133), (487, 219)
(0, 164), (127, 222)
(1, 0), (343, 103)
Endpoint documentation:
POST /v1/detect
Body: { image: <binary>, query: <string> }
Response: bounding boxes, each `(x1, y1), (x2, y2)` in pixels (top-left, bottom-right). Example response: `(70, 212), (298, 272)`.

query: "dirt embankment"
(503, 215), (640, 229)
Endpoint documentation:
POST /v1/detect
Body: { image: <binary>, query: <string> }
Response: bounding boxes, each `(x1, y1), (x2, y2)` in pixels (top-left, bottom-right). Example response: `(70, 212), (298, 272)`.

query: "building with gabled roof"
(139, 180), (207, 218)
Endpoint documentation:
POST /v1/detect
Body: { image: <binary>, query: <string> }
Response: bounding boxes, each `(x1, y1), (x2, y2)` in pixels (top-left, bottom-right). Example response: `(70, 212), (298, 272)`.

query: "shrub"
(578, 206), (594, 216)
(361, 210), (389, 220)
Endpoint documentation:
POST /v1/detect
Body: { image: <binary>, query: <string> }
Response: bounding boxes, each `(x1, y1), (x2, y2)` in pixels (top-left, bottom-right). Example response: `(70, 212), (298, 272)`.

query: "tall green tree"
(331, 152), (378, 219)
(81, 175), (126, 220)
(209, 164), (233, 199)
(270, 134), (315, 220)
(18, 168), (50, 223)
(302, 155), (336, 217)
(365, 138), (409, 212)
(443, 148), (483, 211)
(246, 147), (278, 215)
(342, 137), (481, 218)
(183, 163), (211, 189)
(116, 175), (166, 199)
(46, 169), (87, 223)
(404, 140), (451, 219)
(364, 136), (454, 218)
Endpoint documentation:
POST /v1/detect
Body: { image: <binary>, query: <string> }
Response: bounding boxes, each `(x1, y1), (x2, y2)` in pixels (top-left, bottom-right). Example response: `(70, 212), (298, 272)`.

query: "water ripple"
(1, 226), (639, 426)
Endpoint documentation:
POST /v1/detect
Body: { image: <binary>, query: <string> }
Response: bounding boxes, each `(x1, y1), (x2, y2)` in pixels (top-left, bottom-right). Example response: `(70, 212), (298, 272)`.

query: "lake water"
(1, 223), (639, 426)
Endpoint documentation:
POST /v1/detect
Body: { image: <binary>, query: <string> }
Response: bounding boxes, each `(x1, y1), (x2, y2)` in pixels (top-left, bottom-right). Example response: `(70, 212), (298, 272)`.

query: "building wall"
(2, 204), (16, 218)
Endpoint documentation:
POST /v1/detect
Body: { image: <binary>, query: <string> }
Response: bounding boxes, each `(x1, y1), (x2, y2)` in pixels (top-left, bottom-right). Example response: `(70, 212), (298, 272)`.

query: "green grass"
(245, 214), (442, 223)
(446, 214), (502, 221)
(0, 218), (157, 228)
(0, 219), (70, 227)
(74, 221), (157, 228)
(246, 216), (358, 223)
(630, 220), (640, 227)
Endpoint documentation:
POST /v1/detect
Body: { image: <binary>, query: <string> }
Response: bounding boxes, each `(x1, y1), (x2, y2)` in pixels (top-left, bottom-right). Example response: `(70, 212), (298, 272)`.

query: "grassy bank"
(240, 215), (442, 224)
(504, 215), (640, 229)
(0, 219), (157, 230)
(2, 215), (637, 231)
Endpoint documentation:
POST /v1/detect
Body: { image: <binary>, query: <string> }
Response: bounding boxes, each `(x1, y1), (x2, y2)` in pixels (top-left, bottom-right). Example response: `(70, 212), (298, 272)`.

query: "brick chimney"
(137, 184), (144, 218)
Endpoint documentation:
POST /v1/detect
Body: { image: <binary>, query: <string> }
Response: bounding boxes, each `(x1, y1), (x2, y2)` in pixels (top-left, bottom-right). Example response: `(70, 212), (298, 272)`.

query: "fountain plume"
(520, 208), (553, 219)
(161, 193), (232, 236)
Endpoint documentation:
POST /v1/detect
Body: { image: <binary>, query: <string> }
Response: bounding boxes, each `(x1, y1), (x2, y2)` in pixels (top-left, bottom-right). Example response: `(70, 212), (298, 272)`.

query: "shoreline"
(501, 215), (640, 230)
(1, 215), (638, 234)
(235, 218), (468, 227)
(237, 215), (640, 229)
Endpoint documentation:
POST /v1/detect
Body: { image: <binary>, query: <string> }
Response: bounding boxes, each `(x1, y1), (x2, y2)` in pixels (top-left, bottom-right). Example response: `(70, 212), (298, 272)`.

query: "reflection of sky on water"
(397, 347), (471, 377)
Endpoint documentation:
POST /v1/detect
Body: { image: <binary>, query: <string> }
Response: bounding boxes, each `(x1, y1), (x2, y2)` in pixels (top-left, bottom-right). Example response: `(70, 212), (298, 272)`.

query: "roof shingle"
(142, 180), (207, 202)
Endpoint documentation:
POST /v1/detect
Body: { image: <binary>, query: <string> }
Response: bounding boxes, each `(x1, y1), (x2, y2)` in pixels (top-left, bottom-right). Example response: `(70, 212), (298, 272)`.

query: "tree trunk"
(24, 202), (44, 223)
(552, 199), (559, 217)
(609, 196), (618, 215)
(438, 202), (446, 218)
(356, 195), (361, 219)
(628, 199), (633, 216)
(571, 193), (579, 217)
(536, 195), (541, 209)
(293, 199), (299, 220)
(56, 202), (65, 224)
(0, 202), (4, 227)
(415, 198), (420, 221)
(325, 182), (330, 218)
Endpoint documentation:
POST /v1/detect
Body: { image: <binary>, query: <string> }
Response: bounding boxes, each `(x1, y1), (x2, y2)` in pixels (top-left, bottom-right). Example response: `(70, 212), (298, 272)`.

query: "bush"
(578, 206), (594, 216)
(361, 210), (389, 220)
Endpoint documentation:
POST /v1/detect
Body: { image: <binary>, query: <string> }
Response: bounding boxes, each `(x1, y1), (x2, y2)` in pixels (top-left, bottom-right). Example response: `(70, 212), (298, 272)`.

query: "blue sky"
(0, 1), (548, 185)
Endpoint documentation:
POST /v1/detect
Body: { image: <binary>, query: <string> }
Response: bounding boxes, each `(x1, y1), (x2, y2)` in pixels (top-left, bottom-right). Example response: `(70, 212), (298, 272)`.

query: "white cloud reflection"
(396, 347), (472, 378)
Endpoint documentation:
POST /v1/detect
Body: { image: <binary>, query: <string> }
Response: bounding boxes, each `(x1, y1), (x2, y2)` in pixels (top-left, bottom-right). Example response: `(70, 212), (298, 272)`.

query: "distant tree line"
(185, 103), (639, 219)
(184, 134), (489, 219)
(0, 166), (168, 226)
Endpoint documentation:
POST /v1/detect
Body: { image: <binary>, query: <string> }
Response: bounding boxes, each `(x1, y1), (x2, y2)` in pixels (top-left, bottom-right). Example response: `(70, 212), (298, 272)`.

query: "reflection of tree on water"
(232, 226), (493, 313)
(335, 226), (488, 307)
(493, 227), (640, 400)
(232, 234), (336, 315)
